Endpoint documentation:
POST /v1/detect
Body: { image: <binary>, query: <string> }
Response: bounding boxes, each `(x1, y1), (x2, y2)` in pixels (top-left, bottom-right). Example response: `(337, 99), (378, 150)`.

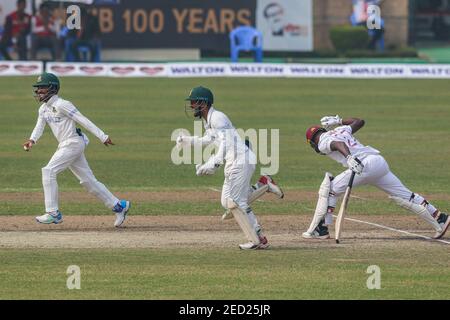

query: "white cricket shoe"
(302, 221), (330, 240)
(433, 212), (450, 239)
(238, 235), (269, 250)
(302, 231), (330, 240)
(258, 175), (284, 199)
(113, 200), (131, 227)
(36, 211), (63, 224)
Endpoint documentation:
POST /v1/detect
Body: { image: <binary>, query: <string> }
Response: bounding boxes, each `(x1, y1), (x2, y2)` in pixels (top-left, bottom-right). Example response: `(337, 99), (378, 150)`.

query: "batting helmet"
(306, 125), (327, 154)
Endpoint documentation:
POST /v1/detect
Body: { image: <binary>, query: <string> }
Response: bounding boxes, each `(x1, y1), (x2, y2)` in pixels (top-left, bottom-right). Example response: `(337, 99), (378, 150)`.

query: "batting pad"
(226, 198), (260, 244)
(248, 184), (269, 204)
(307, 172), (333, 234)
(390, 196), (442, 231)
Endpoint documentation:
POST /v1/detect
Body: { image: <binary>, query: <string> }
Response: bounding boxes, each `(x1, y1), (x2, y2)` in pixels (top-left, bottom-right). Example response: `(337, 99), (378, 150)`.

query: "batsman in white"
(302, 115), (449, 240)
(176, 86), (284, 250)
(23, 72), (130, 227)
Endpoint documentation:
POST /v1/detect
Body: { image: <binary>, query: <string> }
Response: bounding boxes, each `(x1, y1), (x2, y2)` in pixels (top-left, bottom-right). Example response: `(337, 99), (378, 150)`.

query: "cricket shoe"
(36, 211), (63, 224)
(433, 212), (450, 239)
(258, 175), (284, 199)
(113, 200), (131, 227)
(302, 221), (330, 240)
(238, 235), (269, 250)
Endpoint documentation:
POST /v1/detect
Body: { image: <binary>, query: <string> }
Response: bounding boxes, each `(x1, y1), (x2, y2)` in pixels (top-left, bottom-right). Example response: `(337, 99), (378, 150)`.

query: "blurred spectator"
(0, 0), (31, 60)
(351, 0), (384, 51)
(68, 6), (101, 62)
(30, 3), (60, 61)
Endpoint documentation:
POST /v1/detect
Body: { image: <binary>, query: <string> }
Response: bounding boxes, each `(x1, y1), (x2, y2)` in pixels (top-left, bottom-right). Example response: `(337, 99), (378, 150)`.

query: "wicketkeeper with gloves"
(302, 115), (449, 240)
(176, 86), (284, 250)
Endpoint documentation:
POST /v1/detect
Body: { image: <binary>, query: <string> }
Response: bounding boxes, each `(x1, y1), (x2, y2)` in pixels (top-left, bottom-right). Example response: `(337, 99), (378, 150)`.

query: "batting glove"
(346, 155), (364, 175)
(321, 115), (342, 130)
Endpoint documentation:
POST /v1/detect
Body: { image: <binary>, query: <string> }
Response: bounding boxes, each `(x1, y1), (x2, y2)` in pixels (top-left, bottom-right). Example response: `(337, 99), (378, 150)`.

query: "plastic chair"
(0, 47), (14, 60)
(229, 26), (263, 63)
(77, 43), (101, 62)
(64, 37), (101, 62)
(61, 27), (101, 62)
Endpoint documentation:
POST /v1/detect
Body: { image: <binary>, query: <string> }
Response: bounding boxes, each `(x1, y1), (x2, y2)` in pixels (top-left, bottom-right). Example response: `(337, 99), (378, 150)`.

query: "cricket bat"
(335, 171), (356, 244)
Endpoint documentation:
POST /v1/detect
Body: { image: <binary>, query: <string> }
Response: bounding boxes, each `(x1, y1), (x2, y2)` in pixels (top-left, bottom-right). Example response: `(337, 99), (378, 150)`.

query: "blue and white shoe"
(113, 200), (131, 227)
(36, 211), (63, 224)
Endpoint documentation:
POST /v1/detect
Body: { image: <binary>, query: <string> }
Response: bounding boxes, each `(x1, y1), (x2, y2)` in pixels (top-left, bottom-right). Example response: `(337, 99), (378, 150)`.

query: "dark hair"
(263, 3), (283, 18)
(17, 0), (26, 5)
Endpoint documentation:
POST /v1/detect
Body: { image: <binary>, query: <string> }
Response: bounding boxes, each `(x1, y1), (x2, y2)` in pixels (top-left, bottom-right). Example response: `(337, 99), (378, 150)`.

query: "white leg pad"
(227, 198), (260, 244)
(390, 196), (442, 232)
(248, 184), (269, 204)
(306, 172), (333, 234)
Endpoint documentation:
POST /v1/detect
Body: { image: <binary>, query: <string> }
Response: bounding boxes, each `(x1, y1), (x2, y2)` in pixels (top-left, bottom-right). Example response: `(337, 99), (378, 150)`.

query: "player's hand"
(176, 135), (185, 149)
(321, 115), (342, 130)
(346, 155), (364, 174)
(196, 161), (219, 176)
(104, 137), (115, 146)
(176, 135), (193, 149)
(23, 139), (34, 151)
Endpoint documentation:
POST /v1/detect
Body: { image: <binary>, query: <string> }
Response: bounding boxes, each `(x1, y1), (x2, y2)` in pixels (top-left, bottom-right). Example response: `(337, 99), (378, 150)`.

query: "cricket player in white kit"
(23, 73), (130, 227)
(302, 115), (449, 240)
(177, 86), (284, 250)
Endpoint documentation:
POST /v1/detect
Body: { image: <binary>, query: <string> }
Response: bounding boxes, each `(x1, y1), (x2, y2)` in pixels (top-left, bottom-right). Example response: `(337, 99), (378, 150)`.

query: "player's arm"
(177, 129), (215, 147)
(330, 141), (350, 157)
(59, 103), (112, 146)
(342, 118), (365, 134)
(330, 140), (364, 174)
(24, 113), (46, 151)
(208, 129), (226, 166)
(195, 129), (225, 176)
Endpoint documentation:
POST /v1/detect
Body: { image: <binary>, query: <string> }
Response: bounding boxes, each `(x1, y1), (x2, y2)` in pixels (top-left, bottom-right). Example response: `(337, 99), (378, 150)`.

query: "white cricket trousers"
(328, 154), (438, 216)
(220, 162), (261, 233)
(42, 137), (119, 212)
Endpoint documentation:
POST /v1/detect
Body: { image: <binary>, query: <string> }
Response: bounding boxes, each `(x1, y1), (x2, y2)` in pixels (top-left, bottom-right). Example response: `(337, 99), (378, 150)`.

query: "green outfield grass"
(0, 77), (449, 299)
(1, 77), (450, 193)
(1, 247), (448, 299)
(1, 77), (449, 214)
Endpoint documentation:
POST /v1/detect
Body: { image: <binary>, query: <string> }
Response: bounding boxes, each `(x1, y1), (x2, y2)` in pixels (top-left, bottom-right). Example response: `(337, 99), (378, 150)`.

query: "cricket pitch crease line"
(350, 195), (370, 201)
(209, 186), (449, 244)
(333, 215), (450, 245)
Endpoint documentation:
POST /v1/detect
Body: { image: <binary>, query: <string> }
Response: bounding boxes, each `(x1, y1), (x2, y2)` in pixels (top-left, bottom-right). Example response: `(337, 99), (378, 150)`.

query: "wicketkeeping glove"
(176, 135), (191, 149)
(196, 161), (220, 176)
(346, 155), (364, 175)
(320, 115), (342, 130)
